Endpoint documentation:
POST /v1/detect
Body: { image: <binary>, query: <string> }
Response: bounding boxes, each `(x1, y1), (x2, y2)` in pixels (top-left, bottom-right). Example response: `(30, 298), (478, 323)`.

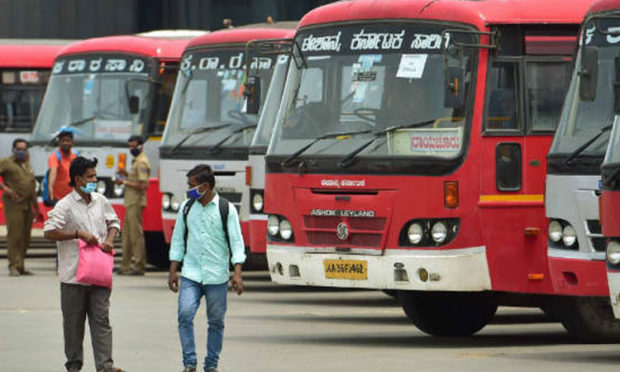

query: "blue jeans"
(178, 277), (228, 370)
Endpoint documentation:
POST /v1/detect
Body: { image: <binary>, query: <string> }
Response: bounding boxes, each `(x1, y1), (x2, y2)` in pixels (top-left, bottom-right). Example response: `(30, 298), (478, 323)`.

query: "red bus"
(0, 39), (74, 225)
(158, 24), (296, 265)
(262, 0), (595, 338)
(29, 31), (205, 266)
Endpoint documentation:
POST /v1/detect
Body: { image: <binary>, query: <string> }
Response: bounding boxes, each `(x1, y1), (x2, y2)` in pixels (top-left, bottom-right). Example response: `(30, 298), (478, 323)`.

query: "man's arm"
(227, 203), (245, 295)
(168, 260), (181, 292)
(101, 226), (119, 253)
(44, 228), (98, 244)
(168, 201), (187, 293)
(48, 167), (58, 200)
(122, 179), (148, 191)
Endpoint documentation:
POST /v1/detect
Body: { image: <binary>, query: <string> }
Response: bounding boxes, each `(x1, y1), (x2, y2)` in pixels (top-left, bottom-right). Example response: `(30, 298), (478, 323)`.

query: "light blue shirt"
(169, 194), (246, 285)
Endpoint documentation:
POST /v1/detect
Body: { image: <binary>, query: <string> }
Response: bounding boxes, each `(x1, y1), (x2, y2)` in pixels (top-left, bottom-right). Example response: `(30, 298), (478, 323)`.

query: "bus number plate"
(324, 259), (368, 280)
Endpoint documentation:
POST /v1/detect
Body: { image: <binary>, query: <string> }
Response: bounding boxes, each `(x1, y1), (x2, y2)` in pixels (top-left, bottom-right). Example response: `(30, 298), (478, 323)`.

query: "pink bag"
(76, 239), (114, 289)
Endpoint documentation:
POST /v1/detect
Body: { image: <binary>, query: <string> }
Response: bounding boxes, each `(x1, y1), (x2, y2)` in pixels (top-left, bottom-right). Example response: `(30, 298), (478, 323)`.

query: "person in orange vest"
(48, 130), (77, 206)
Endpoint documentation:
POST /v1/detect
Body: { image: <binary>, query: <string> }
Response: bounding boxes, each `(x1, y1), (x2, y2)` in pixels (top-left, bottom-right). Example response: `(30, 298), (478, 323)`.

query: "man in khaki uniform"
(116, 135), (150, 275)
(0, 139), (42, 276)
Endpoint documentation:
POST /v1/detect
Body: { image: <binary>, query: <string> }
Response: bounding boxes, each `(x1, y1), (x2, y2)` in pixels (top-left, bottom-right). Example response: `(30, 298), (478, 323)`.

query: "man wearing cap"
(116, 135), (150, 275)
(0, 139), (42, 276)
(48, 130), (77, 205)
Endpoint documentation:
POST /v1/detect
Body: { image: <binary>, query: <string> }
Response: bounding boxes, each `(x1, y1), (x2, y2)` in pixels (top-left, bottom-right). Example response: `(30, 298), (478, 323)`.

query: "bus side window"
(484, 62), (519, 132)
(496, 143), (522, 191)
(526, 61), (572, 132)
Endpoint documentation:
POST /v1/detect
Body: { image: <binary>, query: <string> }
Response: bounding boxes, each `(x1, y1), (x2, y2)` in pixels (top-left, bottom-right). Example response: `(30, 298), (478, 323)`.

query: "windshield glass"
(1, 69), (50, 133)
(162, 48), (277, 149)
(251, 54), (290, 148)
(604, 116), (620, 166)
(549, 17), (619, 157)
(31, 54), (151, 143)
(268, 23), (476, 160)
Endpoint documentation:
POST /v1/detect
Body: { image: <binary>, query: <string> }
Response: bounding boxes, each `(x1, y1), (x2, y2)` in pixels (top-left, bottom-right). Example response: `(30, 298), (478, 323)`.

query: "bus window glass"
(496, 142), (522, 191)
(526, 61), (572, 132)
(485, 62), (519, 131)
(151, 69), (178, 136)
(0, 69), (50, 132)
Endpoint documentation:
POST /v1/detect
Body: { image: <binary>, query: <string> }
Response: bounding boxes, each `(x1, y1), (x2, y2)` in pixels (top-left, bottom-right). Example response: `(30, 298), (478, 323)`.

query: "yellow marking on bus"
(148, 136), (163, 141)
(479, 194), (544, 202)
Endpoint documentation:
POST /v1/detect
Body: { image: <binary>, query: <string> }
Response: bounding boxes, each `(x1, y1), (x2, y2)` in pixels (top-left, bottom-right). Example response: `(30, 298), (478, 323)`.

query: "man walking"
(0, 138), (41, 276)
(168, 164), (246, 372)
(44, 156), (124, 372)
(116, 135), (150, 275)
(48, 129), (77, 205)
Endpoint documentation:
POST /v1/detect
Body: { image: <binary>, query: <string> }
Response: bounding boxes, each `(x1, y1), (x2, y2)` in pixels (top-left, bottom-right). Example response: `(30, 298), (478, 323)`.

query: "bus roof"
(187, 22), (297, 49)
(298, 0), (593, 30)
(58, 31), (207, 60)
(587, 0), (620, 16)
(0, 39), (75, 68)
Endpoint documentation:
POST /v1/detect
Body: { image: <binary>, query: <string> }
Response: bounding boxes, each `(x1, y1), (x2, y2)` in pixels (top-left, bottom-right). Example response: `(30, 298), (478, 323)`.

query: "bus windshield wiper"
(170, 123), (232, 153)
(46, 116), (96, 147)
(206, 124), (258, 153)
(281, 129), (372, 168)
(338, 119), (435, 168)
(564, 124), (613, 165)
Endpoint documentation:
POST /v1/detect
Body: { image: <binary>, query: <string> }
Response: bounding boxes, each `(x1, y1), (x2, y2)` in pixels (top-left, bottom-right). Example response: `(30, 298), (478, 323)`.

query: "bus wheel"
(556, 296), (620, 343)
(243, 251), (268, 271)
(382, 290), (398, 298)
(399, 291), (497, 336)
(144, 231), (170, 269)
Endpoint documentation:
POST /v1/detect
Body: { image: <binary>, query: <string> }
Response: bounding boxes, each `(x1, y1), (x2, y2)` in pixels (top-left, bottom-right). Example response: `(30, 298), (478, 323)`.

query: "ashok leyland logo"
(337, 222), (349, 241)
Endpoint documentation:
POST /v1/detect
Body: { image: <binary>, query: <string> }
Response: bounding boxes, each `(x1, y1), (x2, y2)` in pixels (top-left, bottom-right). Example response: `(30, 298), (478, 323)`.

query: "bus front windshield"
(549, 17), (620, 159)
(162, 48), (276, 151)
(268, 23), (476, 168)
(31, 54), (151, 144)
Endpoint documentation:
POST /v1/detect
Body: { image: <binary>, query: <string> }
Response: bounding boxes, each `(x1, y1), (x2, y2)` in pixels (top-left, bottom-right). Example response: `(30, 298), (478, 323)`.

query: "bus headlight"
(279, 218), (293, 240)
(170, 196), (180, 212)
(548, 220), (563, 242)
(431, 221), (448, 243)
(96, 180), (107, 194)
(162, 194), (170, 210)
(407, 223), (424, 245)
(562, 224), (577, 247)
(252, 193), (264, 213)
(608, 240), (620, 265)
(113, 183), (124, 197)
(267, 215), (279, 236)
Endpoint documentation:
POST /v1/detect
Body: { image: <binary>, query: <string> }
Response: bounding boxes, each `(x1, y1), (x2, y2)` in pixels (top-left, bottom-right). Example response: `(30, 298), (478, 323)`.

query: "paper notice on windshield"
(95, 120), (132, 140)
(396, 54), (428, 79)
(388, 127), (463, 157)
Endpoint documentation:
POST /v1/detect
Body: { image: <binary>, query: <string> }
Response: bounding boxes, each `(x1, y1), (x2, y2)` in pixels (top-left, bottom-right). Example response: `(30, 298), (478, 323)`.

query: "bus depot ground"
(2, 255), (620, 371)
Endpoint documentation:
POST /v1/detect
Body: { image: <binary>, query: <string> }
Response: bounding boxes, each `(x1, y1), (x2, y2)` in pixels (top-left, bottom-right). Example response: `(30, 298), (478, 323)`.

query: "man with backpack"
(168, 164), (246, 372)
(46, 130), (77, 206)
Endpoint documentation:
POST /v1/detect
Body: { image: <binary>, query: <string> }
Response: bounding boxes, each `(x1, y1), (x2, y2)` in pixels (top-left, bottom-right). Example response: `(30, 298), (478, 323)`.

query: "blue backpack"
(42, 149), (77, 206)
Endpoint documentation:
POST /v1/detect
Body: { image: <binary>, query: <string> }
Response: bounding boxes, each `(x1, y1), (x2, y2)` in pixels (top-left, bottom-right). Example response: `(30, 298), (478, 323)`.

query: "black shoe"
(128, 269), (144, 276)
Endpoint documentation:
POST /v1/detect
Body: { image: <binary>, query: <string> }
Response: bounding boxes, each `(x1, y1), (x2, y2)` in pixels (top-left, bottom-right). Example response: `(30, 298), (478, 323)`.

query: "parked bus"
(247, 33), (295, 266)
(28, 30), (205, 266)
(546, 0), (620, 340)
(0, 39), (74, 225)
(159, 23), (296, 263)
(261, 0), (595, 338)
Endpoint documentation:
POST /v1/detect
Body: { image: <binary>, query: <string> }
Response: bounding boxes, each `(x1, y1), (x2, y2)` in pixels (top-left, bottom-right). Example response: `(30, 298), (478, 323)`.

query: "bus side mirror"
(128, 95), (140, 114)
(444, 66), (465, 108)
(244, 76), (261, 115)
(579, 46), (598, 102)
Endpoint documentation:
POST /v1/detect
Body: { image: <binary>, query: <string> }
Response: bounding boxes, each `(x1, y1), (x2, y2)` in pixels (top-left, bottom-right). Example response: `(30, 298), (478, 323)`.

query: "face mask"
(130, 147), (141, 157)
(13, 149), (28, 162)
(80, 182), (97, 194)
(187, 184), (207, 200)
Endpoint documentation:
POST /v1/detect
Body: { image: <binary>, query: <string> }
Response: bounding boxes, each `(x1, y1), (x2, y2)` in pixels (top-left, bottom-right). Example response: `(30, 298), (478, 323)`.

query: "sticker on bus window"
(95, 120), (132, 140)
(19, 71), (39, 84)
(388, 127), (463, 156)
(396, 54), (428, 79)
(358, 54), (382, 69)
(2, 71), (15, 84)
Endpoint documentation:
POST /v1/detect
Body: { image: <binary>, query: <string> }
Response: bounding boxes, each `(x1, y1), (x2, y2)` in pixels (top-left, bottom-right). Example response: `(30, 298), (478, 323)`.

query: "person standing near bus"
(48, 130), (77, 205)
(0, 138), (41, 276)
(168, 164), (246, 372)
(116, 135), (150, 275)
(44, 156), (124, 372)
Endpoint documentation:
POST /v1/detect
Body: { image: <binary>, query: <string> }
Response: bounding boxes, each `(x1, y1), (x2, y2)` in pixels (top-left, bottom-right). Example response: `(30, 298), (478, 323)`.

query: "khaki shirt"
(124, 152), (150, 207)
(44, 190), (121, 284)
(0, 155), (36, 210)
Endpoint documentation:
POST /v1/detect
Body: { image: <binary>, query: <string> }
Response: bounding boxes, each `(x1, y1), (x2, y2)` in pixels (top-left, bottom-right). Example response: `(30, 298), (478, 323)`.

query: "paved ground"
(1, 258), (620, 372)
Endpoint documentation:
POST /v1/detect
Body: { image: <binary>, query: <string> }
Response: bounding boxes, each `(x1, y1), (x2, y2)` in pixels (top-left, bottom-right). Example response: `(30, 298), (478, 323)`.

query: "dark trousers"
(60, 283), (114, 371)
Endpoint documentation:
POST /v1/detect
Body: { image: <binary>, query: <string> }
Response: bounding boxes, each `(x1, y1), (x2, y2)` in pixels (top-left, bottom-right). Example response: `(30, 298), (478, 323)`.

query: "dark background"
(0, 0), (337, 39)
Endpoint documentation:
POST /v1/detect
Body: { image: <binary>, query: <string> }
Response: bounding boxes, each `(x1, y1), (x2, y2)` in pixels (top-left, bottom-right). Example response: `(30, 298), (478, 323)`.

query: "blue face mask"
(80, 182), (97, 194)
(187, 184), (206, 200)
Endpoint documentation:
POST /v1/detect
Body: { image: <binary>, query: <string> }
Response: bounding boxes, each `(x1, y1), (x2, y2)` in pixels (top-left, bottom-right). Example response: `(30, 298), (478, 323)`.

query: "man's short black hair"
(186, 164), (215, 189)
(12, 138), (29, 149)
(57, 130), (74, 140)
(128, 135), (144, 145)
(69, 156), (98, 187)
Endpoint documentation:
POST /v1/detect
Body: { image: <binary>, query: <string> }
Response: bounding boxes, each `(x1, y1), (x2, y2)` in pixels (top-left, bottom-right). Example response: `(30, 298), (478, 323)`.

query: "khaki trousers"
(4, 203), (32, 272)
(121, 205), (145, 273)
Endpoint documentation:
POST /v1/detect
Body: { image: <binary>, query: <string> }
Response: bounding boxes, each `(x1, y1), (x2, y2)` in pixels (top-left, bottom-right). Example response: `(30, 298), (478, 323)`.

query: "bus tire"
(399, 291), (497, 336)
(556, 296), (620, 343)
(243, 250), (268, 271)
(144, 231), (170, 269)
(382, 290), (398, 298)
